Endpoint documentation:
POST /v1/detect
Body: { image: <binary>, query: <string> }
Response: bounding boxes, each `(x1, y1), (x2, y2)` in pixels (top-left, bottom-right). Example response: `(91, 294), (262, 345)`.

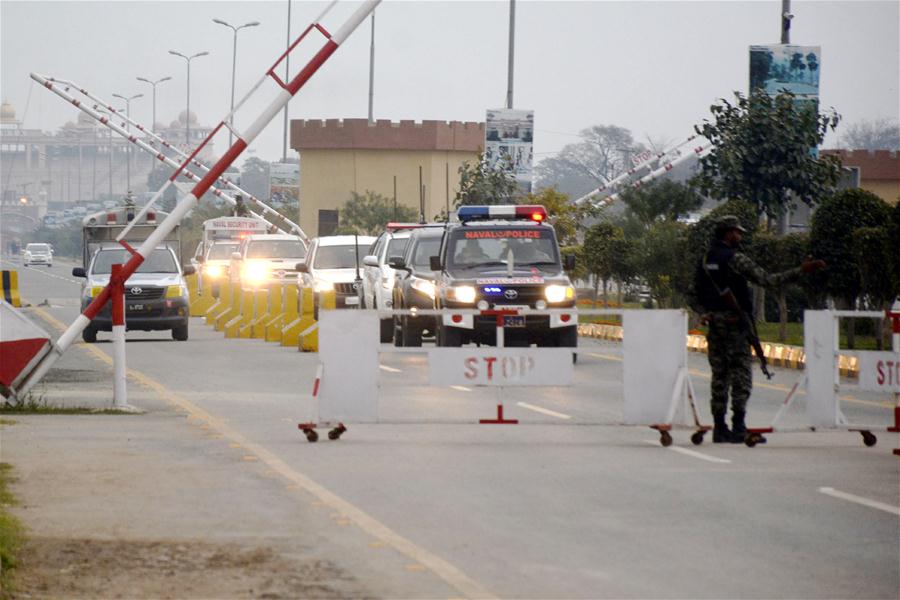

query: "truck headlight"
(243, 262), (269, 285)
(166, 285), (187, 299)
(545, 285), (574, 303)
(450, 285), (476, 304)
(87, 286), (103, 299)
(410, 277), (435, 300)
(204, 264), (223, 279)
(314, 279), (334, 293)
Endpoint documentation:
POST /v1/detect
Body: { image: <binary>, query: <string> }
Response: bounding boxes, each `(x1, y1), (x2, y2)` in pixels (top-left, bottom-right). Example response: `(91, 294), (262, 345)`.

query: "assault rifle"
(721, 290), (774, 380)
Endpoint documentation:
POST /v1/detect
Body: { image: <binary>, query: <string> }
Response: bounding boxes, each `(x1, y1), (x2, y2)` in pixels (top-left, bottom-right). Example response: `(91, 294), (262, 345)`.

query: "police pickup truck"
(429, 205), (578, 348)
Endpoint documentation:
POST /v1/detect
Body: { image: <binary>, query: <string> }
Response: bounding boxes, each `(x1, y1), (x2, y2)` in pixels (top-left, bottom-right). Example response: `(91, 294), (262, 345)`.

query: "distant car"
(298, 235), (376, 309)
(389, 227), (444, 347)
(230, 234), (307, 289)
(73, 246), (195, 343)
(362, 224), (441, 342)
(23, 243), (53, 267)
(199, 240), (242, 295)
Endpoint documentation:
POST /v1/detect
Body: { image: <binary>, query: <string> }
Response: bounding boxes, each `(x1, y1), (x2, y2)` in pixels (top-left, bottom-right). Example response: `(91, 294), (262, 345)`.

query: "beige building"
(822, 149), (900, 205)
(290, 118), (484, 236)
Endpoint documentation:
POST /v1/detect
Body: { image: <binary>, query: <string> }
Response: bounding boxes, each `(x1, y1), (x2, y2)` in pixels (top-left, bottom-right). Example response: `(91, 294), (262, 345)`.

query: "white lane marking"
(819, 487), (900, 517)
(516, 402), (572, 420)
(643, 440), (732, 464)
(379, 364), (402, 373)
(450, 385), (471, 392)
(586, 351), (622, 362)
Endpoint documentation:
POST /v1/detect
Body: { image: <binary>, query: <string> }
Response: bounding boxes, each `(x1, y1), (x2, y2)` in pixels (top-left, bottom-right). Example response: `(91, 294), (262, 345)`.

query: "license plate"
(129, 304), (144, 311)
(503, 316), (526, 328)
(345, 296), (359, 305)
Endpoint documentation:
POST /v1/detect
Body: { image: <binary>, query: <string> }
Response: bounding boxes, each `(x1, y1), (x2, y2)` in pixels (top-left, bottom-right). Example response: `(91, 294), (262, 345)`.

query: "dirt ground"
(11, 537), (367, 599)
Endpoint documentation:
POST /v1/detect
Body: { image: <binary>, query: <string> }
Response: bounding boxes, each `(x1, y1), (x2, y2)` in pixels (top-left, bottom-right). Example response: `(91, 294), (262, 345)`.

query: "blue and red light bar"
(457, 205), (547, 223)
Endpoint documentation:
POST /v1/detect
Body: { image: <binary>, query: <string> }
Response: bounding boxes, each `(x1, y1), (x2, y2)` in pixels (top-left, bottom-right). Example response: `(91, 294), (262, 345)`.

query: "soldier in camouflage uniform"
(692, 215), (825, 443)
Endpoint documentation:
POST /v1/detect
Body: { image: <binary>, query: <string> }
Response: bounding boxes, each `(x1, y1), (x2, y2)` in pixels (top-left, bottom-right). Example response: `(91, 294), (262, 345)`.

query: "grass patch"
(0, 462), (25, 598)
(0, 419), (16, 426)
(1, 393), (135, 415)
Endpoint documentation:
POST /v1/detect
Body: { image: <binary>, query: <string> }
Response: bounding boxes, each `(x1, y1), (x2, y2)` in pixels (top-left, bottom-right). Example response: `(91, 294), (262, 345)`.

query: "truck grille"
(485, 286), (545, 306)
(334, 282), (360, 295)
(126, 286), (165, 301)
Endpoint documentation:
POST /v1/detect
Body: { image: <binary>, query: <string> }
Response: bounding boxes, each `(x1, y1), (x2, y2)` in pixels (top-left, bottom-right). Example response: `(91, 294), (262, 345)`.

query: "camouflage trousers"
(706, 313), (752, 416)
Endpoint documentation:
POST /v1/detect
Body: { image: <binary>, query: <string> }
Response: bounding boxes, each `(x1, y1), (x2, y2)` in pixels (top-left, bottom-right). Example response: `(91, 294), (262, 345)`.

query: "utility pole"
(506, 0), (516, 109)
(282, 0), (292, 161)
(781, 0), (792, 44)
(368, 13), (375, 123)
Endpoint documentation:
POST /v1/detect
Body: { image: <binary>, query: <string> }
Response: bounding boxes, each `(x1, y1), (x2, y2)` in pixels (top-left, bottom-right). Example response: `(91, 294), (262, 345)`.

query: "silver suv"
(73, 246), (194, 343)
(23, 243), (53, 267)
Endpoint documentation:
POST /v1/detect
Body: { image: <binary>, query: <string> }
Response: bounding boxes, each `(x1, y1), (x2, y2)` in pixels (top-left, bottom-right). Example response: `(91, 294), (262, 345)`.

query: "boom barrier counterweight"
(15, 0), (381, 399)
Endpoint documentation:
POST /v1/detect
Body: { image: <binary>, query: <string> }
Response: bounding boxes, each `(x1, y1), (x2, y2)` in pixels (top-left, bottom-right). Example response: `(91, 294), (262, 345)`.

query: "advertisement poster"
(749, 44), (821, 102)
(269, 161), (299, 206)
(485, 108), (534, 193)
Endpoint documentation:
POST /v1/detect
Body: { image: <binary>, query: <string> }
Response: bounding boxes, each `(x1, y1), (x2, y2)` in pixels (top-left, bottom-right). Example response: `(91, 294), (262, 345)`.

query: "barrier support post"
(887, 308), (900, 456)
(110, 264), (127, 408)
(2, 270), (22, 307)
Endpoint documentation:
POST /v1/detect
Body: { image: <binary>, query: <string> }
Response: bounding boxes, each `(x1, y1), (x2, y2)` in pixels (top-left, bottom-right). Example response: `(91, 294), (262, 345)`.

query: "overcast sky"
(2, 0), (897, 166)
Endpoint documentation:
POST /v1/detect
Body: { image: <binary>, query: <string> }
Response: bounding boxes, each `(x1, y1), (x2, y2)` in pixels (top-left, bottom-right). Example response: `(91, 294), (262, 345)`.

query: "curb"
(577, 323), (861, 378)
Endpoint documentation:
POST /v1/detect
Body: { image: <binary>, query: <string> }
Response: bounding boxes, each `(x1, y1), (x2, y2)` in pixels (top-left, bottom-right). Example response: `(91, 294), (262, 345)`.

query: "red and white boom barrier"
(30, 74), (308, 243)
(14, 0), (380, 399)
(574, 135), (711, 208)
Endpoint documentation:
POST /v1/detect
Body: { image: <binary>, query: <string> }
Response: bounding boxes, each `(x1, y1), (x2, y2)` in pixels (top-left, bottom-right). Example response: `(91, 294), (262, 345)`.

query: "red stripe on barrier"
(118, 240), (137, 255)
(111, 264), (125, 327)
(0, 338), (48, 387)
(190, 139), (247, 199)
(285, 40), (339, 95)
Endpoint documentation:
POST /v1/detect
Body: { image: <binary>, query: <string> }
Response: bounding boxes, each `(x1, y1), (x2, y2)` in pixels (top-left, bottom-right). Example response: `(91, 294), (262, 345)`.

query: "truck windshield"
(314, 244), (369, 269)
(386, 238), (409, 260)
(91, 248), (178, 274)
(246, 239), (306, 259)
(207, 242), (240, 260)
(411, 238), (441, 268)
(26, 244), (50, 253)
(448, 228), (559, 268)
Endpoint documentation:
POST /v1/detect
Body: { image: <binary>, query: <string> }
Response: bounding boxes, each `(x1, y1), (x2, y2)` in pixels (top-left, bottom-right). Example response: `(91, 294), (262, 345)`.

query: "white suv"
(230, 234), (307, 289)
(23, 243), (53, 267)
(298, 235), (375, 309)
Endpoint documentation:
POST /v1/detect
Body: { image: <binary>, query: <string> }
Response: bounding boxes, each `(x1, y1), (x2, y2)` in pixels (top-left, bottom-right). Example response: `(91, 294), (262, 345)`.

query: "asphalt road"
(4, 256), (899, 599)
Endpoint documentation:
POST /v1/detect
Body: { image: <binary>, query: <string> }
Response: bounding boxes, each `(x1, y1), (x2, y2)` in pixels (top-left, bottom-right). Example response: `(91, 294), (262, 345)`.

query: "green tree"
(693, 89), (842, 219)
(339, 190), (418, 236)
(609, 236), (638, 305)
(810, 188), (893, 347)
(583, 222), (621, 307)
(618, 180), (703, 235)
(455, 152), (518, 206)
(751, 231), (810, 341)
(636, 220), (690, 308)
(522, 187), (597, 246)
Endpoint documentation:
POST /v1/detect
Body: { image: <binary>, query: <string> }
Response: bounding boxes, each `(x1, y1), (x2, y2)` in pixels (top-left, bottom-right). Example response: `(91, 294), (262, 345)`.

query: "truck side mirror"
(183, 265), (196, 276)
(429, 256), (441, 271)
(72, 267), (86, 278)
(295, 262), (309, 273)
(388, 256), (409, 271)
(564, 254), (576, 271)
(363, 255), (379, 268)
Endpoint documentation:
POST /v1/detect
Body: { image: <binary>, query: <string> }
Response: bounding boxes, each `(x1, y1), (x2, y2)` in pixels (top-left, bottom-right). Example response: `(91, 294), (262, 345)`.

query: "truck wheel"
(393, 316), (404, 347)
(172, 323), (189, 341)
(401, 317), (422, 347)
(82, 327), (98, 344)
(437, 325), (462, 347)
(380, 318), (394, 343)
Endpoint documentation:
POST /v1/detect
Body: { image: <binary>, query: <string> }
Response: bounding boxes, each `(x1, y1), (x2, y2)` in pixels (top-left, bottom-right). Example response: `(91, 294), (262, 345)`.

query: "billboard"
(749, 44), (820, 102)
(485, 108), (534, 193)
(269, 162), (299, 206)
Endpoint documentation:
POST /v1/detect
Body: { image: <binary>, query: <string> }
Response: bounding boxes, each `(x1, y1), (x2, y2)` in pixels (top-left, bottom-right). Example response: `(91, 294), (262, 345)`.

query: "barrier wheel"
(305, 429), (319, 443)
(690, 431), (705, 446)
(659, 431), (673, 447)
(745, 433), (759, 448)
(861, 431), (877, 447)
(328, 425), (346, 440)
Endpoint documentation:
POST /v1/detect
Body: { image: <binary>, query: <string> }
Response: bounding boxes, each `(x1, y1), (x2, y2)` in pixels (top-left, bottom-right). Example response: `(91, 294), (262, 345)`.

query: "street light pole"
(112, 92), (143, 193)
(136, 76), (172, 134)
(168, 50), (209, 149)
(212, 18), (260, 147)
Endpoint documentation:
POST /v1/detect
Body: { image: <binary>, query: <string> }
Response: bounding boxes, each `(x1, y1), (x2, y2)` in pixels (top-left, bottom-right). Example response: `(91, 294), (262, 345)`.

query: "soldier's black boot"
(731, 411), (764, 444)
(712, 412), (731, 443)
